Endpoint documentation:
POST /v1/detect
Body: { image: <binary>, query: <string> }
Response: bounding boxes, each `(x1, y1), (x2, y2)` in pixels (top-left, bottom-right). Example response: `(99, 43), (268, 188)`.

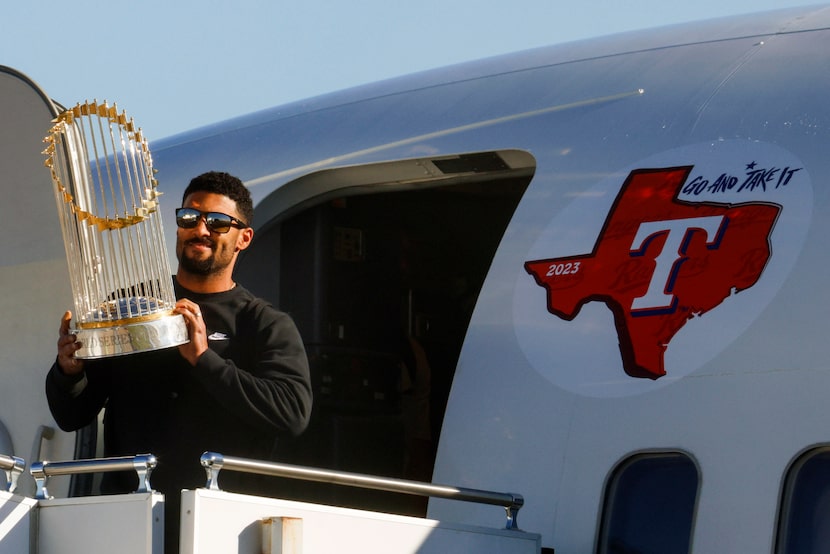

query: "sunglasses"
(175, 208), (248, 234)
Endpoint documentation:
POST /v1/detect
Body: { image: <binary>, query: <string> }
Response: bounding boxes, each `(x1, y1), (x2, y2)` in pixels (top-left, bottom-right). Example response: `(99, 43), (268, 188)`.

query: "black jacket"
(45, 280), (313, 499)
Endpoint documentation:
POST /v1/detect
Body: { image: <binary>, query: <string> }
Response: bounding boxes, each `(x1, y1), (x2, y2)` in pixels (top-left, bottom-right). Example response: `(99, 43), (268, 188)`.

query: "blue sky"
(2, 1), (822, 139)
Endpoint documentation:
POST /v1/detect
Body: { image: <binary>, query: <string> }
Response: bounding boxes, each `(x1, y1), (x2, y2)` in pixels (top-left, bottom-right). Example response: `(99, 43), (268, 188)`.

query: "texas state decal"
(514, 141), (811, 397)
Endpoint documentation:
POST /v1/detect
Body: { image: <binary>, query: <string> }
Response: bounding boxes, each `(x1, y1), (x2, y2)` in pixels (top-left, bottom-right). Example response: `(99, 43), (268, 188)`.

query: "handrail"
(29, 425), (54, 468)
(201, 451), (524, 530)
(0, 453), (25, 493)
(30, 453), (157, 500)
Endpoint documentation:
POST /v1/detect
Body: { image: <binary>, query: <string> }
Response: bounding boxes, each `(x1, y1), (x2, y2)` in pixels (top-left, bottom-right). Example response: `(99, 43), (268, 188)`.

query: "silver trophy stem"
(73, 312), (188, 359)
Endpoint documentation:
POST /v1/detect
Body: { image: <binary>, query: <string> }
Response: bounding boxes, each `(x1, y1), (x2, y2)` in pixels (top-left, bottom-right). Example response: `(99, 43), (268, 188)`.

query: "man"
(46, 171), (312, 551)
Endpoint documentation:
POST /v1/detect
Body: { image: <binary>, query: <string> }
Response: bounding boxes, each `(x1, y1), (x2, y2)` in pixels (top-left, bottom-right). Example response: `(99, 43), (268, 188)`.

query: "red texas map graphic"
(524, 166), (780, 380)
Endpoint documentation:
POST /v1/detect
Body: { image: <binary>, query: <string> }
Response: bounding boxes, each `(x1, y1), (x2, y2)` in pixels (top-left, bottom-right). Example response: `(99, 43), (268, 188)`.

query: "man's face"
(176, 191), (249, 276)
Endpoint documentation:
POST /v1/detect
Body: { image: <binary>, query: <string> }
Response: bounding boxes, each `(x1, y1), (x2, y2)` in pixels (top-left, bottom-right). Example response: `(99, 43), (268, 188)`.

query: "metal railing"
(201, 451), (524, 530)
(29, 453), (157, 500)
(1, 453), (25, 493)
(22, 450), (525, 529)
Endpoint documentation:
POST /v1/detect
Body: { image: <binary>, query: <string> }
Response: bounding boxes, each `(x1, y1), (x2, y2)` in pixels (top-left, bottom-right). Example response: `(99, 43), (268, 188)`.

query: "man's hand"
(175, 299), (208, 366)
(57, 311), (84, 375)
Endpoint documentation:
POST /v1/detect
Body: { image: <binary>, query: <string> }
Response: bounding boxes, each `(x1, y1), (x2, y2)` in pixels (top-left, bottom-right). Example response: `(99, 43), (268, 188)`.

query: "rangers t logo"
(524, 166), (780, 380)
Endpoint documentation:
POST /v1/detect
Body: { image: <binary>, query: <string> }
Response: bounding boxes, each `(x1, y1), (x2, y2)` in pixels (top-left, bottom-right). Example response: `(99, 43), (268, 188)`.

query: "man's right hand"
(57, 311), (84, 375)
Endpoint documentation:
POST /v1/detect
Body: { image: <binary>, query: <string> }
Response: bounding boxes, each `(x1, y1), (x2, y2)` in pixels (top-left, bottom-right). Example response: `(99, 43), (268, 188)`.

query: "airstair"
(1, 452), (540, 553)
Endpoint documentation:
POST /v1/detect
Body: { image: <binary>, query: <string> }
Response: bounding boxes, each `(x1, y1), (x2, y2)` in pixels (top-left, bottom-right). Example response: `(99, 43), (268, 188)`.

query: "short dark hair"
(182, 171), (254, 226)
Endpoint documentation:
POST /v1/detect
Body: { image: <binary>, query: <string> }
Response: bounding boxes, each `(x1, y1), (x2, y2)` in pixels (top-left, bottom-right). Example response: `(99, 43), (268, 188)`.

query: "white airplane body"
(2, 5), (830, 552)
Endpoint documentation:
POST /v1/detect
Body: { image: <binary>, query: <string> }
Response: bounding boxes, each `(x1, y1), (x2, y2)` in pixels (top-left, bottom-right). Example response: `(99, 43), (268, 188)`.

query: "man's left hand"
(175, 299), (208, 365)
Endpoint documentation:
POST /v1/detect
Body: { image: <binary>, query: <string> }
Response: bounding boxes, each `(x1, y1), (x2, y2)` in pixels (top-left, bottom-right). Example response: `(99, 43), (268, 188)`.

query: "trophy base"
(73, 313), (189, 359)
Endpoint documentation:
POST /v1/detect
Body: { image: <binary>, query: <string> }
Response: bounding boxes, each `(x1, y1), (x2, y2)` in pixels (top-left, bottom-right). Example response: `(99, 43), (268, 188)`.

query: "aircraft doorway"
(236, 150), (534, 515)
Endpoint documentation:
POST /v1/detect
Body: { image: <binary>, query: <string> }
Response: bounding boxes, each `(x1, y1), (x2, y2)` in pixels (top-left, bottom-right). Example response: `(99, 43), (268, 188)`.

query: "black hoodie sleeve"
(45, 359), (110, 432)
(187, 301), (312, 437)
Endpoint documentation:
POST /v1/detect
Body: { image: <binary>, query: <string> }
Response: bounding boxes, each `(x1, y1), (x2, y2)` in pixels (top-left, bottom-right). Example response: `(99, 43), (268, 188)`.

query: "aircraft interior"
(236, 151), (533, 515)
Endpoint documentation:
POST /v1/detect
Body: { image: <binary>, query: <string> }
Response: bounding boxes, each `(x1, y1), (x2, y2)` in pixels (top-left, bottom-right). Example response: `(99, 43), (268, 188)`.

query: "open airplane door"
(0, 66), (88, 497)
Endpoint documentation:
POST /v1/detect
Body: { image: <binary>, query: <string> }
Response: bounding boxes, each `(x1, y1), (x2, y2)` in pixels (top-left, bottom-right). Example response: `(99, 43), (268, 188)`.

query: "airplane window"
(597, 453), (698, 554)
(777, 448), (830, 554)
